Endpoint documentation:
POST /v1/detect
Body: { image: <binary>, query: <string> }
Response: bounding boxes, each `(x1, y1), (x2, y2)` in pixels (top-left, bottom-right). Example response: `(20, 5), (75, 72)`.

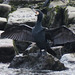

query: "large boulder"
(9, 51), (66, 71)
(0, 4), (11, 18)
(9, 43), (66, 71)
(8, 8), (37, 26)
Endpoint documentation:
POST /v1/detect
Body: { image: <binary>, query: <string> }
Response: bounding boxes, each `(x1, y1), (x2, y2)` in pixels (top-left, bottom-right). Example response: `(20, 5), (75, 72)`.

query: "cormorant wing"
(1, 24), (34, 42)
(46, 26), (75, 46)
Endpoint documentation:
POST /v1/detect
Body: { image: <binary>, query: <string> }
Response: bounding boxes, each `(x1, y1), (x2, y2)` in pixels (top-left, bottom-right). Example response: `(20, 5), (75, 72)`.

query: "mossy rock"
(42, 6), (69, 28)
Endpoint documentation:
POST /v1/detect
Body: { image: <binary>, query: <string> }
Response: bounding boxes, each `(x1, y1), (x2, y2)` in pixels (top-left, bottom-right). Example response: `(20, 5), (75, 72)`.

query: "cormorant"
(32, 9), (56, 56)
(1, 9), (75, 57)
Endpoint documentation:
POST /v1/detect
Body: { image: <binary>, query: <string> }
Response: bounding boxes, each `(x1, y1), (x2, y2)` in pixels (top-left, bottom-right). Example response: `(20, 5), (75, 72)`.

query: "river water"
(0, 53), (75, 75)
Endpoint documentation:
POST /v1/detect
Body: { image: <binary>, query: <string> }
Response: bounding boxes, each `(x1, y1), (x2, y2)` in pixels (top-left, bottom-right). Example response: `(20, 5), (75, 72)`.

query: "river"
(0, 53), (75, 75)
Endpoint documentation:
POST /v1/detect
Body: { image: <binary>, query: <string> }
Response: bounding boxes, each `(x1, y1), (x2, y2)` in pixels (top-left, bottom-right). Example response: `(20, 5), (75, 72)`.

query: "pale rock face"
(8, 8), (37, 24)
(66, 6), (75, 19)
(49, 0), (69, 8)
(0, 17), (7, 22)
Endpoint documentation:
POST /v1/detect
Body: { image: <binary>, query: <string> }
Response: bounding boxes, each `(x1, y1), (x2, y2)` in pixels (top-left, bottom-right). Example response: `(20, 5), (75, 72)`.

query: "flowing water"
(0, 53), (75, 75)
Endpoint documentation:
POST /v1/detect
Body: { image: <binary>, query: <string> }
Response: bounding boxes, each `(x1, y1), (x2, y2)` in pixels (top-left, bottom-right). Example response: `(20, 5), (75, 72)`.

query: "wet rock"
(9, 53), (66, 71)
(0, 17), (7, 30)
(8, 8), (37, 26)
(0, 4), (11, 18)
(9, 43), (66, 71)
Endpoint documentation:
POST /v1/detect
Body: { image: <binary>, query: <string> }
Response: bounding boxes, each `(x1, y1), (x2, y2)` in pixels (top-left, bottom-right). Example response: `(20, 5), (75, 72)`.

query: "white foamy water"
(0, 54), (75, 75)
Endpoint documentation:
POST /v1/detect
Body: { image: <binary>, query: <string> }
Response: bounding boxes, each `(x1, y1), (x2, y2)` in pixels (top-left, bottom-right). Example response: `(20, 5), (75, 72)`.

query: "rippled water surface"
(1, 54), (75, 75)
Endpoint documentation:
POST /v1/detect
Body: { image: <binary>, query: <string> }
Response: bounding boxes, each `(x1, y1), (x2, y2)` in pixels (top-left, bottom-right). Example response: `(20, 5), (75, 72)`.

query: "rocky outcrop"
(9, 51), (66, 71)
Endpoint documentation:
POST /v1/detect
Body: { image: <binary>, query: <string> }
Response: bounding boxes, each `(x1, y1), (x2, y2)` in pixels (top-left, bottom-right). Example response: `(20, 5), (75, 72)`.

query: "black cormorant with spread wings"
(1, 9), (75, 57)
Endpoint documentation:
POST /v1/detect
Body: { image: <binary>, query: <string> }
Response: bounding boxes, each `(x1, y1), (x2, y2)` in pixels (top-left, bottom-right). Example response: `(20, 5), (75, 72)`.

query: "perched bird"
(1, 9), (75, 57)
(32, 9), (56, 56)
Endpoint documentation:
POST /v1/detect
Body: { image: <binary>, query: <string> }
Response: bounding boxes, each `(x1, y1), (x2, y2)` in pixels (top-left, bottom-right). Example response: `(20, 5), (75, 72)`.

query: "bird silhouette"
(1, 9), (75, 57)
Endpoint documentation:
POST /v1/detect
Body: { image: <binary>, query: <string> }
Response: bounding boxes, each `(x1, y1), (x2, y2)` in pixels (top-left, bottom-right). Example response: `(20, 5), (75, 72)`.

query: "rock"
(9, 43), (66, 70)
(60, 53), (75, 68)
(66, 6), (75, 24)
(0, 4), (11, 18)
(43, 6), (68, 28)
(9, 52), (66, 71)
(0, 39), (15, 63)
(0, 17), (7, 30)
(0, 31), (15, 63)
(8, 8), (37, 26)
(49, 0), (69, 8)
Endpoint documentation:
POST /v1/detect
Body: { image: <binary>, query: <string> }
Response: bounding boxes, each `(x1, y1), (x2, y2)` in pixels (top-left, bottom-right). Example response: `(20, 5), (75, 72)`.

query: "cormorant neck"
(35, 21), (42, 27)
(35, 14), (42, 26)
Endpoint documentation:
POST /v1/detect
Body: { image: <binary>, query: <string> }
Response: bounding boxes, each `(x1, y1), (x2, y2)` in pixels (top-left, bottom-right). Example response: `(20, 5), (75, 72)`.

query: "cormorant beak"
(35, 11), (39, 16)
(32, 9), (39, 16)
